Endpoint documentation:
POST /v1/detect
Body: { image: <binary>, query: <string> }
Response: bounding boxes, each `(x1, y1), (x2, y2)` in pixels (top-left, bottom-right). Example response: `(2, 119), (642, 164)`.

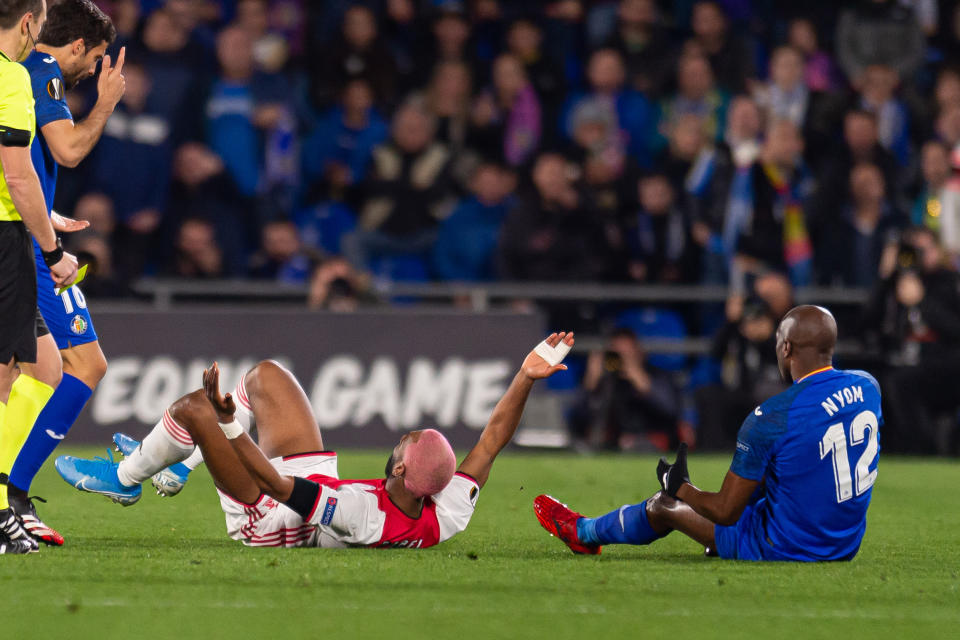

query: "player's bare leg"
(239, 360), (324, 458)
(60, 340), (108, 389)
(645, 491), (717, 551)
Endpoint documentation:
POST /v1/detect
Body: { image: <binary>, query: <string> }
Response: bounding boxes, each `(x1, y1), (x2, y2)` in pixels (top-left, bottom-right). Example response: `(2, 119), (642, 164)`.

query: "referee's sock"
(577, 500), (668, 546)
(9, 374), (92, 494)
(0, 375), (54, 509)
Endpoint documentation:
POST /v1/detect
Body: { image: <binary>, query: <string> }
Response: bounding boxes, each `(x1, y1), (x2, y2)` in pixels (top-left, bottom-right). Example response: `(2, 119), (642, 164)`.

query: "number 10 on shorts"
(60, 286), (87, 313)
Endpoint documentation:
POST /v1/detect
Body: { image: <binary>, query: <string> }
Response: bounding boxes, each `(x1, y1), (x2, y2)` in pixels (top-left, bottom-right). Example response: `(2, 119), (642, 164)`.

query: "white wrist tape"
(219, 419), (244, 440)
(534, 338), (572, 367)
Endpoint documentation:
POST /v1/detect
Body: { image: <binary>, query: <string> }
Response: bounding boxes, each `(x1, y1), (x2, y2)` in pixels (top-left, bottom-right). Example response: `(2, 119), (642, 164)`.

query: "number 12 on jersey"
(819, 410), (879, 503)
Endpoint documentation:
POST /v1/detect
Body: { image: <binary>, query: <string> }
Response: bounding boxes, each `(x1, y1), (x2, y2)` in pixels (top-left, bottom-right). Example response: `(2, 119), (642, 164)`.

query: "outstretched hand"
(202, 361), (236, 422)
(522, 332), (574, 380)
(51, 211), (90, 233)
(657, 442), (690, 498)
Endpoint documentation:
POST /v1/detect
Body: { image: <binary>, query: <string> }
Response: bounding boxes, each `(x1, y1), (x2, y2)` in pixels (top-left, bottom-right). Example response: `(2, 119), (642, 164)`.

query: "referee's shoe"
(0, 507), (38, 554)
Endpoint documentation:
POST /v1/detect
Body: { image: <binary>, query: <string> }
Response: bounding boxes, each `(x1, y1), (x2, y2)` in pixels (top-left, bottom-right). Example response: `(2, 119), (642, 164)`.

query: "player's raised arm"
(457, 332), (573, 488)
(41, 47), (125, 168)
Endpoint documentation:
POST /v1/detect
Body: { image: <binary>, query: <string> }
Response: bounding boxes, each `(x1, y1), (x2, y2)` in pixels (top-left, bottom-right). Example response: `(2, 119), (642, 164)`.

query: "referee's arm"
(0, 141), (55, 250)
(0, 143), (76, 285)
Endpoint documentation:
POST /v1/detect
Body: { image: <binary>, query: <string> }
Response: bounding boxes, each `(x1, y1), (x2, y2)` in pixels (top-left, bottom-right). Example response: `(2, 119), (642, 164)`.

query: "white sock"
(177, 375), (256, 473)
(233, 373), (255, 433)
(181, 446), (204, 471)
(117, 410), (194, 487)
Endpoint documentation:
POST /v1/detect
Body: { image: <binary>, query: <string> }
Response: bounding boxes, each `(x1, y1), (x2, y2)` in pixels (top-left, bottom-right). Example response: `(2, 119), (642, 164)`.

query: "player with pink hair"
(56, 332), (574, 549)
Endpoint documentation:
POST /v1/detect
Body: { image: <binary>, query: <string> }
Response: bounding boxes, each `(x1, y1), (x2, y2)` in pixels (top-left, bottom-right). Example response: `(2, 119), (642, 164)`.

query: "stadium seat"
(614, 307), (688, 372)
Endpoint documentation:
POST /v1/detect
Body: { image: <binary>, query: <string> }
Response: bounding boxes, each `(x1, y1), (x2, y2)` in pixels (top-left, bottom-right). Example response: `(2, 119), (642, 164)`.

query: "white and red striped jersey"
(302, 472), (479, 549)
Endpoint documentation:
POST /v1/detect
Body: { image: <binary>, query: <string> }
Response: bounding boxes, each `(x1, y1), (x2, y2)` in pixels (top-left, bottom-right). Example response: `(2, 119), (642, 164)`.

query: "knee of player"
(169, 390), (209, 431)
(245, 359), (289, 393)
(646, 491), (675, 527)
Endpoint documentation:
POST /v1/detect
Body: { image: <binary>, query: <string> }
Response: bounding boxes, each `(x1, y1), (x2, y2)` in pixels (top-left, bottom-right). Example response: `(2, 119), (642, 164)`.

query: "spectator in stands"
(688, 1), (754, 94)
(505, 18), (566, 145)
(167, 218), (224, 279)
(562, 48), (659, 168)
(414, 8), (474, 88)
(311, 4), (397, 110)
(787, 17), (840, 93)
(753, 271), (795, 321)
(855, 64), (912, 167)
(937, 145), (960, 262)
(206, 25), (289, 202)
(307, 256), (371, 312)
(235, 0), (302, 73)
(816, 162), (907, 287)
(426, 61), (473, 162)
(497, 152), (610, 281)
(662, 54), (728, 143)
(752, 46), (830, 162)
(90, 60), (174, 280)
(136, 6), (208, 142)
(350, 98), (455, 276)
(470, 53), (541, 168)
(626, 173), (696, 284)
(167, 142), (253, 277)
(248, 220), (314, 283)
(695, 297), (785, 450)
(301, 79), (388, 205)
(931, 68), (960, 121)
(70, 233), (128, 299)
(735, 119), (814, 287)
(862, 227), (960, 454)
(813, 109), (900, 221)
(911, 140), (950, 232)
(603, 0), (675, 97)
(433, 162), (514, 282)
(72, 193), (115, 239)
(568, 327), (680, 452)
(835, 0), (925, 83)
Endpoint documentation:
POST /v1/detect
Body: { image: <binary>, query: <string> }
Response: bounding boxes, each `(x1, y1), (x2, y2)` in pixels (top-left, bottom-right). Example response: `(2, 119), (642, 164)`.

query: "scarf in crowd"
(763, 162), (812, 286)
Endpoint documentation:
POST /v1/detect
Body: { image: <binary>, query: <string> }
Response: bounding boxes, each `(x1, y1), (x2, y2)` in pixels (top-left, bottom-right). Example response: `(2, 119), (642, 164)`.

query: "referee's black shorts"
(0, 220), (47, 364)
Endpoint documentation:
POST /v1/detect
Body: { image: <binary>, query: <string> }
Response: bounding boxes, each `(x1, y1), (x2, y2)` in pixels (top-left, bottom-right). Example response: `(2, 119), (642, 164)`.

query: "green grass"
(2, 448), (958, 640)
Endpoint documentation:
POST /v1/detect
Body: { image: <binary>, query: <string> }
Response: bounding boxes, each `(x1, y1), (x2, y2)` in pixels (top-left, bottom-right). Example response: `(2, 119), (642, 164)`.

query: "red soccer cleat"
(533, 494), (601, 555)
(10, 495), (64, 546)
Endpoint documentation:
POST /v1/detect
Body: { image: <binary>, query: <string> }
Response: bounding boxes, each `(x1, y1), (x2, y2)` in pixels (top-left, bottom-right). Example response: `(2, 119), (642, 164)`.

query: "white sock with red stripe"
(116, 410), (194, 487)
(232, 373), (255, 432)
(176, 375), (256, 473)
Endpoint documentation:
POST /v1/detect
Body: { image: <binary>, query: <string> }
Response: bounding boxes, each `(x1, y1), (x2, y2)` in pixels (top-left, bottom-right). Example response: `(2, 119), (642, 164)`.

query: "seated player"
(56, 333), (573, 548)
(535, 306), (883, 562)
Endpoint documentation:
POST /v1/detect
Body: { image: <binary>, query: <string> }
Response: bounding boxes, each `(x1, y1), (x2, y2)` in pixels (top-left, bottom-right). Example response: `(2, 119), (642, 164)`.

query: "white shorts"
(217, 451), (339, 547)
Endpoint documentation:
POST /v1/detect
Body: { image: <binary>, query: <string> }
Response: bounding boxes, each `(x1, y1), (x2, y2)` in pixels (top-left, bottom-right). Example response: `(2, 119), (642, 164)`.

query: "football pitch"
(3, 448), (958, 640)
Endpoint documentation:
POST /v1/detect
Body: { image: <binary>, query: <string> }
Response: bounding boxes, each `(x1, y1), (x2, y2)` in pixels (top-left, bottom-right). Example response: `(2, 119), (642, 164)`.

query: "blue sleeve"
(730, 404), (788, 482)
(32, 70), (71, 129)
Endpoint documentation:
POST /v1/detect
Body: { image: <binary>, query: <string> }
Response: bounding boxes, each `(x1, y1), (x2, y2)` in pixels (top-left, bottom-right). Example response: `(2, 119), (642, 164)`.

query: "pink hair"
(402, 429), (456, 497)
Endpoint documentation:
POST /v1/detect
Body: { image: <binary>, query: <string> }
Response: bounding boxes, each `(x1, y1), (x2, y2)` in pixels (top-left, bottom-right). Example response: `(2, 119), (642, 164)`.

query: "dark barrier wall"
(77, 309), (544, 448)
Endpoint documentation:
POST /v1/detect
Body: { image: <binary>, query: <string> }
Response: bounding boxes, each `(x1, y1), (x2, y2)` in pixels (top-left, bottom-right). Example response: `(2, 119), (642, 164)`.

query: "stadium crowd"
(56, 0), (960, 454)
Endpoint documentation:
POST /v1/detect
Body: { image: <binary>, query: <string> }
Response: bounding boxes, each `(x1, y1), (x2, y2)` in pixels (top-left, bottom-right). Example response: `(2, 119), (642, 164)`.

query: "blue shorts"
(714, 502), (768, 561)
(34, 243), (98, 350)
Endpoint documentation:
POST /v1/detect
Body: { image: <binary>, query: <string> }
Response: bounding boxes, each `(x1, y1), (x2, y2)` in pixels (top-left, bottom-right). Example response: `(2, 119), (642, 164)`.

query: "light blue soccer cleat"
(112, 432), (191, 498)
(55, 449), (142, 506)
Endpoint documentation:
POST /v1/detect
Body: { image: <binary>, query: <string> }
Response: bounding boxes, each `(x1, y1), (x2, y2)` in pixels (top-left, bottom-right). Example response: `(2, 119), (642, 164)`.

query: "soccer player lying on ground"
(536, 306), (883, 562)
(56, 333), (574, 548)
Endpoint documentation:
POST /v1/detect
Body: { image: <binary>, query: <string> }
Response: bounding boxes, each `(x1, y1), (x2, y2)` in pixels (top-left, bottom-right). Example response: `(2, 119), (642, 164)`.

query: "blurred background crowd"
(61, 0), (960, 455)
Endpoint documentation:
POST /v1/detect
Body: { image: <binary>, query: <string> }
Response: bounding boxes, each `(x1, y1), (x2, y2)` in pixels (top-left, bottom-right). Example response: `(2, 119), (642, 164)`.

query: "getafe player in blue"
(536, 305), (882, 561)
(5, 0), (123, 546)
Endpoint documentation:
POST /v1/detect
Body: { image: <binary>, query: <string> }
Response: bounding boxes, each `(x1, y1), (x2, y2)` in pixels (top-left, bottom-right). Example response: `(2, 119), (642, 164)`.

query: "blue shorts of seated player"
(34, 243), (98, 350)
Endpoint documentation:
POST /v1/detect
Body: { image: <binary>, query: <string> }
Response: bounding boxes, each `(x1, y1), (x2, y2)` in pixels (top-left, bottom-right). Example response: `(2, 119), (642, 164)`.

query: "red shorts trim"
(281, 451), (337, 461)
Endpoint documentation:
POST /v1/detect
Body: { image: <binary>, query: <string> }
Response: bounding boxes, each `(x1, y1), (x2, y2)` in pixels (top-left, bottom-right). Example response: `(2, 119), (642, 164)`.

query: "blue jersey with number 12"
(731, 367), (882, 561)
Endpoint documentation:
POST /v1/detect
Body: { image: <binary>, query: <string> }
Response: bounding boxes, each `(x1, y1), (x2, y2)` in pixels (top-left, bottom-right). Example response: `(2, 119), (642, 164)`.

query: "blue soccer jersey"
(717, 367), (882, 561)
(22, 50), (98, 349)
(23, 50), (70, 213)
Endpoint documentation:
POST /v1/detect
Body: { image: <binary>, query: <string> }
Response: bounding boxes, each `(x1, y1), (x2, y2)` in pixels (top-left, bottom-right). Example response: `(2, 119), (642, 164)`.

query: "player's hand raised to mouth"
(203, 361), (236, 423)
(522, 332), (574, 380)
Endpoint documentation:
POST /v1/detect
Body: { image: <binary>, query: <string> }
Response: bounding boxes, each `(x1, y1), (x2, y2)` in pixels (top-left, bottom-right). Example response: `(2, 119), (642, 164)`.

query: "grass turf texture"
(2, 448), (958, 640)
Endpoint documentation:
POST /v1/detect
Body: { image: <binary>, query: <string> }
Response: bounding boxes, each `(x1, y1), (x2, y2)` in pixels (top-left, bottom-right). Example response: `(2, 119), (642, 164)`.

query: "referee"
(0, 0), (77, 555)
